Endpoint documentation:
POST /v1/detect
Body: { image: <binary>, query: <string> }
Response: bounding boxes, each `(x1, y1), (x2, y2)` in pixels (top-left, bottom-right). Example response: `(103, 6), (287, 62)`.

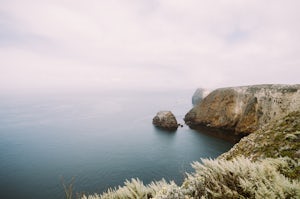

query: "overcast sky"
(1, 0), (299, 92)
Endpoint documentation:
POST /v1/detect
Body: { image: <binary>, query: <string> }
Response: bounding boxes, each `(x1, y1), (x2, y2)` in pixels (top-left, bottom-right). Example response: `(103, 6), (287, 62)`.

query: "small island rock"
(153, 111), (178, 131)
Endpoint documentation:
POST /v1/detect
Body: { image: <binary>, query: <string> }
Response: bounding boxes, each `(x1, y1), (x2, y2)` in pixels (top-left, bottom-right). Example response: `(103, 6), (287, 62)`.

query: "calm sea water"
(0, 89), (233, 199)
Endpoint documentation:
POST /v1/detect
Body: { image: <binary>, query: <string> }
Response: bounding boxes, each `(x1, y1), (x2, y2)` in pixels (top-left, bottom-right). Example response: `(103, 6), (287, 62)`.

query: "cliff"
(185, 84), (300, 135)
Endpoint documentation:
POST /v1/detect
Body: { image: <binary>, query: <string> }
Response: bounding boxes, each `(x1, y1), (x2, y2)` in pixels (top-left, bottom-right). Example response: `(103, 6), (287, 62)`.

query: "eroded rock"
(153, 111), (178, 131)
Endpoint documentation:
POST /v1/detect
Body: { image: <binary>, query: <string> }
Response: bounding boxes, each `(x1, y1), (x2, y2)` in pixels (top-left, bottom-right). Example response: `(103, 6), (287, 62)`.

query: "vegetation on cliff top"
(220, 111), (300, 179)
(82, 111), (300, 199)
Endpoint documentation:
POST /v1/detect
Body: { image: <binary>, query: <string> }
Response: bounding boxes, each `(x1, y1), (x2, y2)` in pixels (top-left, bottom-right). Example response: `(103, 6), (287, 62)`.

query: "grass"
(62, 177), (78, 199)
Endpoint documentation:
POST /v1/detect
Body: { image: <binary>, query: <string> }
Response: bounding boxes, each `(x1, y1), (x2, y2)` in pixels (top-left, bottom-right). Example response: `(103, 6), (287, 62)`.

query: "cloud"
(0, 0), (299, 92)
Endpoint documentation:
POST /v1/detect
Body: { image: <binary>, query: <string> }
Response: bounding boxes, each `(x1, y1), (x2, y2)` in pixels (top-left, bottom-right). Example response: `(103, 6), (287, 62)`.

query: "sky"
(0, 0), (300, 92)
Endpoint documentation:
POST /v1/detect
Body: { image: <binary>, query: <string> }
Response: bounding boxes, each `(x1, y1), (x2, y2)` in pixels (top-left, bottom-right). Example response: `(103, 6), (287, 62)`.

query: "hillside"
(220, 111), (300, 179)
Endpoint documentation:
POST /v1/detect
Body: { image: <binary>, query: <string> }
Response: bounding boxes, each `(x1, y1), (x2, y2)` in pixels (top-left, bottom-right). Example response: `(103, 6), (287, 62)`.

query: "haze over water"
(0, 89), (233, 199)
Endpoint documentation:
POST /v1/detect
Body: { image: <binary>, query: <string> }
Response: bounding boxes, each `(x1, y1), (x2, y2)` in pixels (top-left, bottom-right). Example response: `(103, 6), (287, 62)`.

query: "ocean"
(0, 89), (234, 199)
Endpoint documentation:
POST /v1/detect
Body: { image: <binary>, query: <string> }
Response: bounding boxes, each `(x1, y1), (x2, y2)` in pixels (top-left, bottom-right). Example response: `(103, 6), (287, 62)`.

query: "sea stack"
(153, 111), (178, 131)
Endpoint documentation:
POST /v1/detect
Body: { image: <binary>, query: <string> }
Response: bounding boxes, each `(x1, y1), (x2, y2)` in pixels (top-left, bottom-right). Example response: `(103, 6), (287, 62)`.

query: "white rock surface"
(192, 88), (211, 105)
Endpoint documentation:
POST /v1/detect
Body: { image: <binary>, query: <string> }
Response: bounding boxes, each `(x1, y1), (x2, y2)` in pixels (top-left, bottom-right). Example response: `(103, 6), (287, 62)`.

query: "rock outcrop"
(153, 111), (178, 131)
(185, 84), (300, 135)
(192, 88), (211, 106)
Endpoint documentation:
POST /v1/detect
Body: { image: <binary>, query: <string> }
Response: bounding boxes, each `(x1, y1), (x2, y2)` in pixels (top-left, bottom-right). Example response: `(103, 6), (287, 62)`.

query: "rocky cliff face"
(185, 84), (300, 135)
